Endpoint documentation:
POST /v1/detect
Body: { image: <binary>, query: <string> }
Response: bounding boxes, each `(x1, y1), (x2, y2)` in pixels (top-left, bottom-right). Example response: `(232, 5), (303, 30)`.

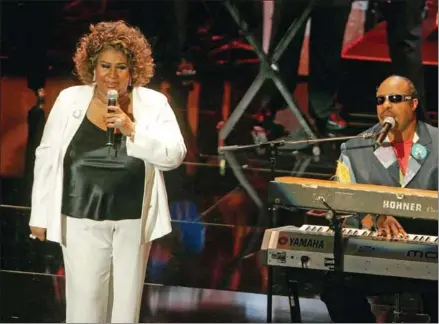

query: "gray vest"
(341, 121), (438, 191)
(341, 121), (437, 233)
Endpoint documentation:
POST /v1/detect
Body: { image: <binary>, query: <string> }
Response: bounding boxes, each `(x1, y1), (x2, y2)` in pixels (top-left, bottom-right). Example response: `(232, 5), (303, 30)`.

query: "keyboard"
(269, 177), (438, 221)
(261, 224), (438, 281)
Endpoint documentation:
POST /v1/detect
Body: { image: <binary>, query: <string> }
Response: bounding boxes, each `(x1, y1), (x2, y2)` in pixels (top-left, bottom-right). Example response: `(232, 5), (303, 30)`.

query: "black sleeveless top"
(62, 116), (145, 221)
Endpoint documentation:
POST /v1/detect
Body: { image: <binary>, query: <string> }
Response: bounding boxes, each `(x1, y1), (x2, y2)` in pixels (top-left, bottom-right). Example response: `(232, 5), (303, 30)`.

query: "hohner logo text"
(383, 200), (422, 212)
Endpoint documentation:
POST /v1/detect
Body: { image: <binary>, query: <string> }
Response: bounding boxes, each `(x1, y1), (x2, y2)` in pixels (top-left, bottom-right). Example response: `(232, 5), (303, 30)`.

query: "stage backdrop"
(0, 76), (80, 177)
(0, 2), (367, 178)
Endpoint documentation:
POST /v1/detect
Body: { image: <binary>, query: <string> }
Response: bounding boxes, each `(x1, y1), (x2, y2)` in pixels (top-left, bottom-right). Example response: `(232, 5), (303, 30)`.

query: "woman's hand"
(30, 226), (46, 241)
(104, 105), (135, 136)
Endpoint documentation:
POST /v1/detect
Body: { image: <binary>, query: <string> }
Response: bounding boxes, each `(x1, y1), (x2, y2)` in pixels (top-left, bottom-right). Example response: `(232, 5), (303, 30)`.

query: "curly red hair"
(73, 20), (154, 87)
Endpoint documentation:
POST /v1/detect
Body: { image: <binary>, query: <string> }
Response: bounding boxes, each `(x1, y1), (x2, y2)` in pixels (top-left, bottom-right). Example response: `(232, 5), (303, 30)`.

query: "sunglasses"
(376, 94), (413, 105)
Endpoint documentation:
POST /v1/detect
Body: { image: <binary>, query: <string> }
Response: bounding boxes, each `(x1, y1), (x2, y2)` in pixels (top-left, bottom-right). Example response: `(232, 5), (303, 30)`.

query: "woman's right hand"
(30, 226), (46, 241)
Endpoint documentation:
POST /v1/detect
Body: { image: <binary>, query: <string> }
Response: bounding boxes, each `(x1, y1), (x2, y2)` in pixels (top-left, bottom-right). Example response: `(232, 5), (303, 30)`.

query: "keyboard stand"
(266, 142), (304, 323)
(267, 203), (278, 323)
(286, 272), (302, 323)
(322, 201), (344, 278)
(219, 0), (317, 144)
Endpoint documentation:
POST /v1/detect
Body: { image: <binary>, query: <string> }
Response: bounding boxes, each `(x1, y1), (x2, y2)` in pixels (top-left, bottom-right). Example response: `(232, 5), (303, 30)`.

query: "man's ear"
(411, 98), (419, 112)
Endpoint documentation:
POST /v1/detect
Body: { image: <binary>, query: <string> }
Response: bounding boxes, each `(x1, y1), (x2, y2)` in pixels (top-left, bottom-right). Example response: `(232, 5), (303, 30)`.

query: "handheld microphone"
(106, 89), (119, 146)
(376, 116), (396, 146)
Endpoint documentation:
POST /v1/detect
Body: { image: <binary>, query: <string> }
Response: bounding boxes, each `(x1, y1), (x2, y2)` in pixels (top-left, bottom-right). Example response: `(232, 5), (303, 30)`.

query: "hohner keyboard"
(269, 177), (438, 221)
(261, 224), (438, 281)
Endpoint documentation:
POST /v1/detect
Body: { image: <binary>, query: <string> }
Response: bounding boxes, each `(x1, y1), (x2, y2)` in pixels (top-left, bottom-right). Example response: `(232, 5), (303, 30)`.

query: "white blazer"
(29, 85), (187, 244)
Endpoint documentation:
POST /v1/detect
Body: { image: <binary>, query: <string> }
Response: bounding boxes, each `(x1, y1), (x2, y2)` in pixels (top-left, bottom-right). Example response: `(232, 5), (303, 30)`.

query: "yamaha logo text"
(289, 237), (324, 249)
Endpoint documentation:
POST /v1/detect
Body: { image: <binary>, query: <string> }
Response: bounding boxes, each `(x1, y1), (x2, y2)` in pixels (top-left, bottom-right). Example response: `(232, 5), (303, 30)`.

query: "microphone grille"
(107, 89), (119, 101)
(383, 116), (396, 128)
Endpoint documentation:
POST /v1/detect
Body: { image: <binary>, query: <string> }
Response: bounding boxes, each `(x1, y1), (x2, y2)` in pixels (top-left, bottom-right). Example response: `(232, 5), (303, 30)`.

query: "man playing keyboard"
(319, 75), (438, 322)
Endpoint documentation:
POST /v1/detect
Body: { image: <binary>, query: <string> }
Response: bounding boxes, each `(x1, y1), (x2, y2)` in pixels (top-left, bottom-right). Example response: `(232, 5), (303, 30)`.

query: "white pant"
(61, 216), (151, 323)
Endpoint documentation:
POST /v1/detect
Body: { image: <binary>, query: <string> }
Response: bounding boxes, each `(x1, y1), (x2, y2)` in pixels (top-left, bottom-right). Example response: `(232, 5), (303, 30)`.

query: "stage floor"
(1, 252), (332, 323)
(0, 154), (429, 323)
(0, 203), (427, 323)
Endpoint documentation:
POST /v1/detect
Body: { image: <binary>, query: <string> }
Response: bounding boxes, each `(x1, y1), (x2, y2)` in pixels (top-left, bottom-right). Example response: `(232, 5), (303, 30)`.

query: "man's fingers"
(390, 223), (400, 237)
(398, 226), (408, 239)
(384, 226), (391, 240)
(377, 227), (386, 237)
(396, 223), (407, 235)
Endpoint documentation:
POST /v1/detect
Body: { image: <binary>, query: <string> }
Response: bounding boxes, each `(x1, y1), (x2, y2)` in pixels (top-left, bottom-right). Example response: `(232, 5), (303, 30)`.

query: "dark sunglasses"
(376, 94), (413, 105)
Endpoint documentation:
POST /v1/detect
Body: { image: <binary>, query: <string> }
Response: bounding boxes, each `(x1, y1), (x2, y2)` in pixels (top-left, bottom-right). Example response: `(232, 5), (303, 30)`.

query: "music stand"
(219, 0), (318, 143)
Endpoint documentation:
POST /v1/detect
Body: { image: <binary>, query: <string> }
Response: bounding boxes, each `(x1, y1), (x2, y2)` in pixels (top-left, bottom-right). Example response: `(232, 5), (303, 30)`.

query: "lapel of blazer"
(402, 122), (432, 187)
(132, 87), (149, 122)
(62, 85), (95, 151)
(60, 86), (148, 149)
(372, 121), (432, 188)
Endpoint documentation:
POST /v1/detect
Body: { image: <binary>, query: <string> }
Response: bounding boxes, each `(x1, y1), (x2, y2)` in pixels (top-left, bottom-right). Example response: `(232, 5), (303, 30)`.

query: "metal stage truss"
(218, 0), (318, 144)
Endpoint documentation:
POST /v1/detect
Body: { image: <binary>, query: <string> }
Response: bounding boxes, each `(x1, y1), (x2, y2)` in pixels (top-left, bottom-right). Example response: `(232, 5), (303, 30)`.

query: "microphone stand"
(218, 132), (377, 154)
(220, 140), (284, 323)
(218, 131), (377, 323)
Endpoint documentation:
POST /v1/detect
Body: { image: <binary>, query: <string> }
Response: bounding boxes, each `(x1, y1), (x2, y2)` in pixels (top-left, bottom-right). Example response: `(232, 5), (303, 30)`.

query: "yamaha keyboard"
(269, 177), (438, 221)
(261, 224), (438, 281)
